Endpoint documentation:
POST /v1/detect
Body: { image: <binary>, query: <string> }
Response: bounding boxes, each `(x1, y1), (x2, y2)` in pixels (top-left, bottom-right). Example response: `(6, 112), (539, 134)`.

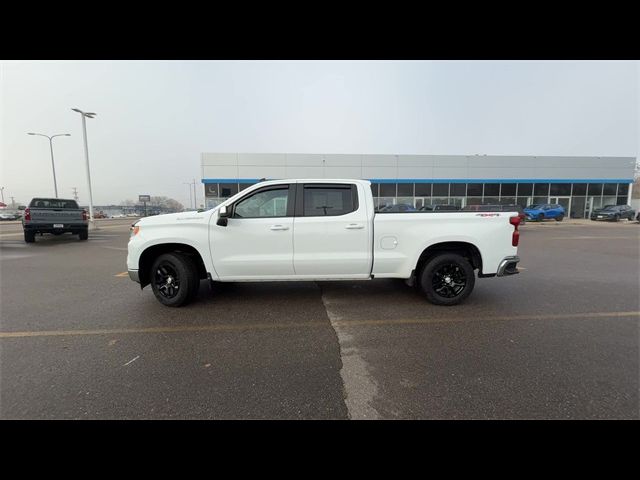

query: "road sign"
(139, 195), (151, 203)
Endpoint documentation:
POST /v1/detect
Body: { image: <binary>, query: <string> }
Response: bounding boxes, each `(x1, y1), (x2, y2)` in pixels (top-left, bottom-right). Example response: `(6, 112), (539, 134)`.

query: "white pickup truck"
(127, 179), (521, 307)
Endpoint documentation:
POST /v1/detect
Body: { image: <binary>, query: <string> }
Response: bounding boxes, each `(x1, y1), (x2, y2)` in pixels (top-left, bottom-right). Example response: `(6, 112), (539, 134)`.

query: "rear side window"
(30, 199), (79, 209)
(303, 185), (357, 217)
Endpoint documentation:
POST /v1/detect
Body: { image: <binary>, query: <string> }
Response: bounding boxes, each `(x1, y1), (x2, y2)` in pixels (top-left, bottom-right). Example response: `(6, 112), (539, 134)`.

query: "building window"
(397, 183), (414, 197)
(370, 183), (379, 198)
(450, 183), (466, 196)
(467, 183), (483, 197)
(432, 183), (449, 196)
(603, 183), (618, 196)
(518, 183), (533, 196)
(379, 183), (396, 197)
(220, 183), (239, 198)
(572, 183), (587, 196)
(534, 183), (549, 196)
(501, 183), (517, 196)
(587, 183), (603, 196)
(550, 183), (571, 196)
(484, 183), (500, 197)
(239, 182), (256, 192)
(617, 183), (629, 196)
(415, 183), (431, 196)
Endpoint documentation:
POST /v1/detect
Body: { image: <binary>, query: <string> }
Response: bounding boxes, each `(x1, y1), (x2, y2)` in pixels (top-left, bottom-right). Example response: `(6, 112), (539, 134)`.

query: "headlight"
(130, 225), (140, 238)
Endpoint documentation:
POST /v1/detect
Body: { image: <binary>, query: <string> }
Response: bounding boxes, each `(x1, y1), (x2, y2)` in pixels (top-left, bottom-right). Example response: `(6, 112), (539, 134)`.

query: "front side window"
(303, 186), (356, 216)
(233, 187), (289, 218)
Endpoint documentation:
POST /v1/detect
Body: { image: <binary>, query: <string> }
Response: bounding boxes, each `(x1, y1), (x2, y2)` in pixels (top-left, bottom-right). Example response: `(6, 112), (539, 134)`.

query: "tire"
(24, 231), (35, 243)
(78, 230), (88, 240)
(614, 214), (620, 222)
(419, 253), (475, 306)
(538, 213), (544, 222)
(150, 253), (200, 307)
(555, 214), (564, 222)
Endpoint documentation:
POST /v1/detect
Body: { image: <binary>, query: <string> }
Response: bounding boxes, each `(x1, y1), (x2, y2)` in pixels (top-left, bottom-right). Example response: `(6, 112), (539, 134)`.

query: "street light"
(26, 132), (71, 198)
(71, 108), (96, 224)
(183, 182), (194, 210)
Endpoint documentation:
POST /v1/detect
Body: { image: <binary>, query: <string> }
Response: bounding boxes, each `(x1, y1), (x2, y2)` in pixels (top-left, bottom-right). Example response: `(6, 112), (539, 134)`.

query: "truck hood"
(135, 211), (211, 226)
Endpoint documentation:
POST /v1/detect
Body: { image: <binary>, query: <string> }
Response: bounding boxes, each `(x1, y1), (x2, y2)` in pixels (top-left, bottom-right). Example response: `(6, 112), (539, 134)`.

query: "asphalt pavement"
(0, 218), (638, 419)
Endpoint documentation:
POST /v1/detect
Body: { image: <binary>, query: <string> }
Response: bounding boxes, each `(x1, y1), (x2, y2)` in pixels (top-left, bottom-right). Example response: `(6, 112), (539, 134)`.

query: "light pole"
(26, 132), (71, 198)
(71, 108), (96, 224)
(183, 182), (194, 210)
(0, 186), (4, 204)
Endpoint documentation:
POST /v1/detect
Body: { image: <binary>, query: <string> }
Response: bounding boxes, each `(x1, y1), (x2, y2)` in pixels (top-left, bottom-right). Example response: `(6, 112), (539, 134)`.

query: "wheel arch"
(414, 241), (483, 278)
(138, 243), (208, 288)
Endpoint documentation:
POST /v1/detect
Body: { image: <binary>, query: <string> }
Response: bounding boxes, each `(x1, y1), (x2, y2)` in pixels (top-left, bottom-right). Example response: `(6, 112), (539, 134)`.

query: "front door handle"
(345, 224), (364, 229)
(270, 225), (289, 231)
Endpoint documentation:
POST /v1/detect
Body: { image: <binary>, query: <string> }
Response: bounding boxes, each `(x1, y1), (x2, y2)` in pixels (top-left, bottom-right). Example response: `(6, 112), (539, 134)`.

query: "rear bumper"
(496, 256), (520, 276)
(24, 223), (88, 233)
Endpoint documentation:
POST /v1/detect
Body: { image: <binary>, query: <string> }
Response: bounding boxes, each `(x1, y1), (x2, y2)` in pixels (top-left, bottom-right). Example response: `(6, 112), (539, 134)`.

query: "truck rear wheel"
(150, 253), (200, 307)
(419, 253), (475, 306)
(79, 230), (88, 240)
(24, 231), (35, 243)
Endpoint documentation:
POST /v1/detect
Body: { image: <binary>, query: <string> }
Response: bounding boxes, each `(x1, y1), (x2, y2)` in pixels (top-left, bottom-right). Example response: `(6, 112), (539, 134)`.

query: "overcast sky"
(1, 60), (638, 208)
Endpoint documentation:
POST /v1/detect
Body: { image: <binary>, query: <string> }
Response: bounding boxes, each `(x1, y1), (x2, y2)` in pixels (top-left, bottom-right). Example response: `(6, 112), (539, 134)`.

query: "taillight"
(510, 215), (520, 246)
(24, 207), (31, 221)
(82, 209), (88, 221)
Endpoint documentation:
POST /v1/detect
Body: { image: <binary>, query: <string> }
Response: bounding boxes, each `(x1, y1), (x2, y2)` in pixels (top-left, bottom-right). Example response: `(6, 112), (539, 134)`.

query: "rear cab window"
(30, 199), (79, 209)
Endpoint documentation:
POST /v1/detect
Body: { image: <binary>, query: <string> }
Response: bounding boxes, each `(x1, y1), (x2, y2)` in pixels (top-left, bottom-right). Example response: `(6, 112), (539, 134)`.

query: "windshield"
(527, 204), (542, 209)
(601, 205), (618, 211)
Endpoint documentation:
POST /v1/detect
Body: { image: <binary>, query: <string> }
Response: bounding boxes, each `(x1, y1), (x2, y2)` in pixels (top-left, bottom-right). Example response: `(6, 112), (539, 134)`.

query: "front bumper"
(128, 269), (140, 283)
(496, 256), (520, 276)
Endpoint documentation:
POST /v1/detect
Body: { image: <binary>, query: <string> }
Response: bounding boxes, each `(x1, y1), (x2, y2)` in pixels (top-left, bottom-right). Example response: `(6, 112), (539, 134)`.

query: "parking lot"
(0, 217), (638, 419)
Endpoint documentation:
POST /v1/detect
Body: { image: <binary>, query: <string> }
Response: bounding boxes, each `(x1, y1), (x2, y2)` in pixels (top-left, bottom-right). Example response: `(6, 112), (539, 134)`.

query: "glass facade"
(367, 182), (631, 218)
(204, 181), (632, 217)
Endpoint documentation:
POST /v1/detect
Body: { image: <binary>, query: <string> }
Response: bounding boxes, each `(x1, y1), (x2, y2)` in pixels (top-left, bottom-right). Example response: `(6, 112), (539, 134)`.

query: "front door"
(293, 182), (372, 278)
(210, 184), (295, 279)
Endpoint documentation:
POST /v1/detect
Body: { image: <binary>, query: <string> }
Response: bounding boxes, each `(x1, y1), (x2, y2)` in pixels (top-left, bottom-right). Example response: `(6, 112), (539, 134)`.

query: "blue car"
(524, 203), (565, 222)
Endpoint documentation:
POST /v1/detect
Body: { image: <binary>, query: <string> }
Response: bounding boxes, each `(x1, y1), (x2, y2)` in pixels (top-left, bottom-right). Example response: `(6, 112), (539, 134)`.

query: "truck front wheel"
(150, 253), (200, 307)
(419, 253), (475, 306)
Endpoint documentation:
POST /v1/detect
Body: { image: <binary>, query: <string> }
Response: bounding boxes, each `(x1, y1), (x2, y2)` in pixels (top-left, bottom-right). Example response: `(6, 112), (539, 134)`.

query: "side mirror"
(217, 205), (230, 226)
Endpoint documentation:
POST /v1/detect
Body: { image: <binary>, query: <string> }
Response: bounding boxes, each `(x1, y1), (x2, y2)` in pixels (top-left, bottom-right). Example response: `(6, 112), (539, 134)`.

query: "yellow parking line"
(0, 311), (637, 339)
(114, 272), (129, 277)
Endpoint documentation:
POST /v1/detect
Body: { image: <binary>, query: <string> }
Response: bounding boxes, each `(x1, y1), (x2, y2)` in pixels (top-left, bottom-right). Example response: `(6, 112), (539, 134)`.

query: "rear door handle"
(345, 224), (364, 229)
(270, 225), (289, 231)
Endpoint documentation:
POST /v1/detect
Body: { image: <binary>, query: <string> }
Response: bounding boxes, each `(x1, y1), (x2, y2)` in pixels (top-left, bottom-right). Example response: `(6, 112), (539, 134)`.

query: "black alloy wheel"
(538, 213), (544, 222)
(155, 263), (182, 300)
(150, 253), (200, 307)
(420, 253), (476, 306)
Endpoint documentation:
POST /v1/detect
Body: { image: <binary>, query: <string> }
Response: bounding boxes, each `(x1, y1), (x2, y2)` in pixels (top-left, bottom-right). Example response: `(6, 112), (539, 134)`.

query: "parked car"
(0, 210), (22, 221)
(590, 204), (635, 222)
(127, 179), (522, 307)
(22, 198), (88, 243)
(524, 204), (565, 222)
(377, 203), (417, 213)
(419, 204), (461, 212)
(462, 204), (526, 224)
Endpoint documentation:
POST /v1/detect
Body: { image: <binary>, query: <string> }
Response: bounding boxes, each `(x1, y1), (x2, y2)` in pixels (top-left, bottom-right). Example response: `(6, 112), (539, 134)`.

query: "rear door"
(293, 182), (372, 278)
(210, 184), (295, 279)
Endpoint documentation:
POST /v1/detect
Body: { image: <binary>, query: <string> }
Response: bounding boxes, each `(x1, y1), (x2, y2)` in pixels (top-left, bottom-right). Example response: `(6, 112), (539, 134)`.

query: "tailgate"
(30, 208), (84, 223)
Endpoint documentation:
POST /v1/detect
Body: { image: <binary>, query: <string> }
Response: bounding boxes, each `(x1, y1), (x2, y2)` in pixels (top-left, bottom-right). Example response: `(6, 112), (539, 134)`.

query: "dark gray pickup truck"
(22, 198), (88, 243)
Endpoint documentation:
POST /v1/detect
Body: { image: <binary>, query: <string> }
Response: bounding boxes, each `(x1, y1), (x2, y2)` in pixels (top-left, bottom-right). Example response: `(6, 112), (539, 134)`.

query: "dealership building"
(201, 153), (636, 218)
